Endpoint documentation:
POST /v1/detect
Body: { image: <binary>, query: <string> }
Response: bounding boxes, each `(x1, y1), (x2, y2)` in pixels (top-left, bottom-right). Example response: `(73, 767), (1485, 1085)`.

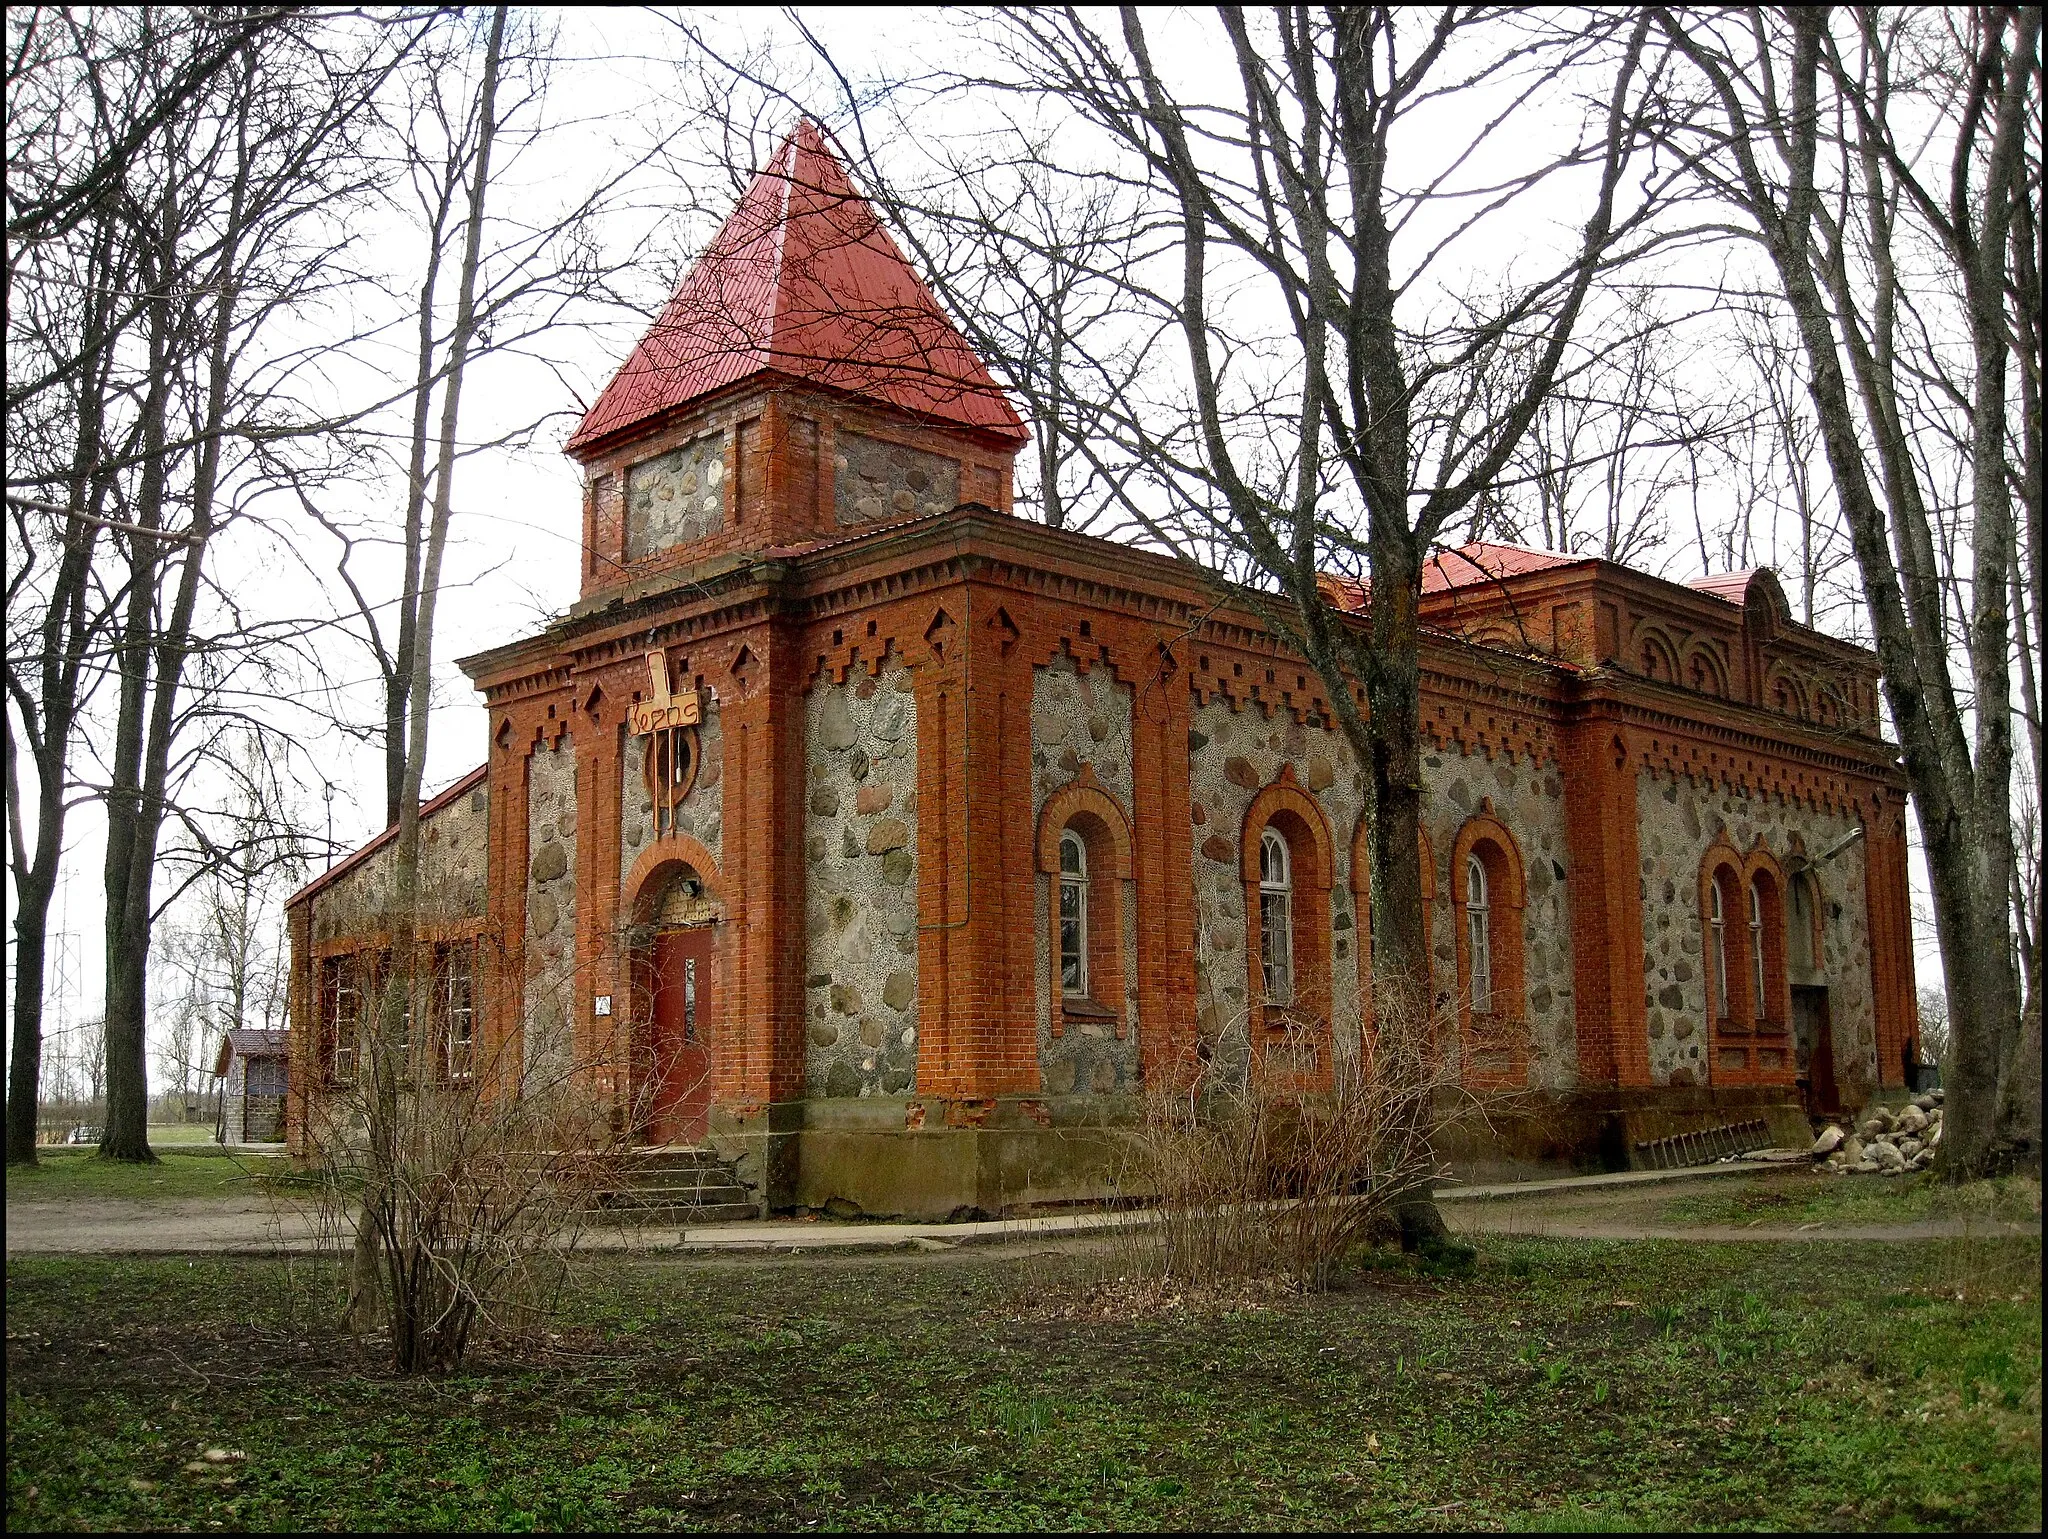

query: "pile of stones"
(1810, 1090), (1943, 1175)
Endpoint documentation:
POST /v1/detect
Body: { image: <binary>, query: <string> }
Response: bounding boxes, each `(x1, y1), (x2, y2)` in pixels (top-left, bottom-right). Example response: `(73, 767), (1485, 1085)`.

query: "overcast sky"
(13, 7), (1964, 1080)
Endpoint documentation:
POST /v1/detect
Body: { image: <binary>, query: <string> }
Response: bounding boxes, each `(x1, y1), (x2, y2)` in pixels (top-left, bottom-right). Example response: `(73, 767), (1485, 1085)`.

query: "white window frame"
(1058, 830), (1089, 998)
(1710, 878), (1730, 1019)
(443, 944), (475, 1081)
(1466, 851), (1493, 1016)
(1749, 879), (1767, 1021)
(328, 957), (360, 1084)
(1259, 828), (1294, 1006)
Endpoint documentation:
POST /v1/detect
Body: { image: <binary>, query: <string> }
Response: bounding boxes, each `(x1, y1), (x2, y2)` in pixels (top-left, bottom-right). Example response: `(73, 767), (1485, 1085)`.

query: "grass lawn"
(5, 1149), (289, 1203)
(6, 1235), (2039, 1532)
(146, 1124), (225, 1147)
(1658, 1170), (2044, 1230)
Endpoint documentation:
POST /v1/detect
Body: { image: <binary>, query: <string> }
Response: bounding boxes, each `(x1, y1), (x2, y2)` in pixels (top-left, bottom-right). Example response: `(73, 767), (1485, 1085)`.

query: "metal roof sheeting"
(567, 121), (1027, 454)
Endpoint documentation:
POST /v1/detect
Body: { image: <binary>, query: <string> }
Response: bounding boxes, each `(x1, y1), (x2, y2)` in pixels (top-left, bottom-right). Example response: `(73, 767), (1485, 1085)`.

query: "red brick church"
(286, 123), (1919, 1217)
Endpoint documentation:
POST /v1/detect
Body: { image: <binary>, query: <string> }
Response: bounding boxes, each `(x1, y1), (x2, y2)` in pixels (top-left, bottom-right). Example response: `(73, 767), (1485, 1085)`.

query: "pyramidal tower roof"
(567, 121), (1028, 454)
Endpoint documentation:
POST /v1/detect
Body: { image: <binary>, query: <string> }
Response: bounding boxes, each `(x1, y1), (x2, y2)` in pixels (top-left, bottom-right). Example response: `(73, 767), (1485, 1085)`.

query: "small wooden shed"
(213, 1028), (289, 1145)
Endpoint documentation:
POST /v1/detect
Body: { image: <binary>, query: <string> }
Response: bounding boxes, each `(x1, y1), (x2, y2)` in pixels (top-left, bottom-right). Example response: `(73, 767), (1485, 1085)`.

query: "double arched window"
(1058, 831), (1089, 998)
(1259, 828), (1294, 1005)
(1698, 841), (1793, 1085)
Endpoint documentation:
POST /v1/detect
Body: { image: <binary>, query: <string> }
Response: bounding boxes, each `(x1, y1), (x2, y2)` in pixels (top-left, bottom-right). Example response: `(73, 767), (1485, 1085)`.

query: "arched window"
(1748, 879), (1767, 1020)
(1058, 830), (1088, 998)
(1709, 880), (1730, 1019)
(1450, 810), (1528, 1089)
(1259, 828), (1294, 1005)
(1466, 852), (1493, 1014)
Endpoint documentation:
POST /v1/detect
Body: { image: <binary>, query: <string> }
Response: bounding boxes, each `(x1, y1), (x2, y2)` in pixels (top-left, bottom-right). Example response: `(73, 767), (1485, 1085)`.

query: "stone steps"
(586, 1146), (760, 1223)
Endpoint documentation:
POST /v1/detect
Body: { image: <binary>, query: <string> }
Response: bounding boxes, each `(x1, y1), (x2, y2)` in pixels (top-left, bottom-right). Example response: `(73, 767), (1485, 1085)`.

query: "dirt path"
(7, 1164), (2037, 1256)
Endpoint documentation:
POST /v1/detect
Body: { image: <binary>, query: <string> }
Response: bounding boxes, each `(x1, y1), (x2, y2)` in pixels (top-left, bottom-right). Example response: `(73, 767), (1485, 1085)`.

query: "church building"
(285, 123), (1920, 1218)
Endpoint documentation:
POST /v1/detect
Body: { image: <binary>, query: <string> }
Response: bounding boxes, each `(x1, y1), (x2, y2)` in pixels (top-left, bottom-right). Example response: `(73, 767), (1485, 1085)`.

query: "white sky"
(9, 6), (1971, 1088)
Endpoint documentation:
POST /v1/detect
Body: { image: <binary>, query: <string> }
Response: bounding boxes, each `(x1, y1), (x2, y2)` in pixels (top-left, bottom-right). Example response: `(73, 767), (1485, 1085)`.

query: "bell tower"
(565, 121), (1028, 602)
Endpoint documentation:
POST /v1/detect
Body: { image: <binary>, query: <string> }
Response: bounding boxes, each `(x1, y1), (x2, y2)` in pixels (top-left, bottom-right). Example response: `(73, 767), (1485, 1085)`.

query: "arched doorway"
(633, 862), (722, 1146)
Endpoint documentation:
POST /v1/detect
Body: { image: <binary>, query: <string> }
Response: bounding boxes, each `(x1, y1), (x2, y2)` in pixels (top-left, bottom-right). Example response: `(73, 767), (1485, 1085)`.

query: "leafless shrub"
(302, 921), (640, 1375)
(1103, 994), (1483, 1296)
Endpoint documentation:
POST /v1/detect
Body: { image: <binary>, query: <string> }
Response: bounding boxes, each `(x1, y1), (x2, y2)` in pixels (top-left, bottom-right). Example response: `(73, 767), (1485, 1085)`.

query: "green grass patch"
(1659, 1170), (2042, 1230)
(4, 1149), (288, 1203)
(145, 1123), (225, 1147)
(6, 1234), (2039, 1531)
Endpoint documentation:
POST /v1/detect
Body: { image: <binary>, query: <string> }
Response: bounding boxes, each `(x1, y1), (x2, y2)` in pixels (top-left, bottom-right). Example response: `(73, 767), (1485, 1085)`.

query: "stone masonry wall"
(833, 431), (959, 527)
(803, 660), (919, 1096)
(1031, 655), (1139, 1096)
(1420, 745), (1576, 1090)
(625, 434), (724, 560)
(309, 777), (488, 943)
(524, 740), (578, 1080)
(618, 706), (725, 887)
(1635, 768), (1876, 1093)
(1183, 706), (1572, 1091)
(1187, 701), (1366, 1074)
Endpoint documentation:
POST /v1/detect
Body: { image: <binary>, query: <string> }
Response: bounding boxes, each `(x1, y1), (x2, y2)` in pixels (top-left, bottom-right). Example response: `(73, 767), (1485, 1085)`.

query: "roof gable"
(567, 121), (1027, 454)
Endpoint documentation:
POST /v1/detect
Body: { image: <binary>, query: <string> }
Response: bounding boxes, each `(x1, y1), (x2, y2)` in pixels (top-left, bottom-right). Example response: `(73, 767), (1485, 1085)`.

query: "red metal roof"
(1420, 542), (1584, 593)
(1316, 544), (1585, 611)
(1686, 570), (1758, 605)
(567, 122), (1028, 454)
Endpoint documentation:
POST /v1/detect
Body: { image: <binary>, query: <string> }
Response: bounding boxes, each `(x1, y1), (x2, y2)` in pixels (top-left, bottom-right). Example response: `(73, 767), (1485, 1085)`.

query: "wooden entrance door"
(649, 927), (714, 1145)
(1792, 985), (1838, 1118)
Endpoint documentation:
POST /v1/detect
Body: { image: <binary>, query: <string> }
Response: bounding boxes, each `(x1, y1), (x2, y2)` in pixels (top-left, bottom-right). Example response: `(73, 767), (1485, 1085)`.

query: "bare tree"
(344, 1), (510, 1335)
(300, 9), (664, 827)
(151, 732), (305, 1093)
(79, 13), (402, 1161)
(1652, 4), (2039, 1174)
(1483, 291), (1751, 569)
(774, 8), (1675, 1243)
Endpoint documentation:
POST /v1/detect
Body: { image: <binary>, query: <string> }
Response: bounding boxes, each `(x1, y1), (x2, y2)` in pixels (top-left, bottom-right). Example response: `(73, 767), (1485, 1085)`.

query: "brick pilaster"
(1561, 710), (1651, 1087)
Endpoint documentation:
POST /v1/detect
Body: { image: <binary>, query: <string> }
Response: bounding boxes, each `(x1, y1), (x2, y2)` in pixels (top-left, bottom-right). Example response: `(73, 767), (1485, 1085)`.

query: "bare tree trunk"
(1656, 5), (2032, 1178)
(346, 4), (508, 1340)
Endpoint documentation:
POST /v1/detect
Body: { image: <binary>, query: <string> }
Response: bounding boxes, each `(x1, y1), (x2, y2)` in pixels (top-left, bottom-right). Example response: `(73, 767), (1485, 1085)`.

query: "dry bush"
(1103, 994), (1479, 1295)
(304, 932), (639, 1374)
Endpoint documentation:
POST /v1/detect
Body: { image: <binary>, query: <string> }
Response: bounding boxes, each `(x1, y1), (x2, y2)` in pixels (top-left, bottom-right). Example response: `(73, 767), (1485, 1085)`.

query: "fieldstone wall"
(803, 661), (919, 1097)
(524, 740), (578, 1081)
(1420, 745), (1576, 1090)
(625, 434), (724, 560)
(309, 777), (488, 942)
(618, 706), (725, 889)
(1635, 769), (1876, 1094)
(1186, 700), (1366, 1074)
(1031, 655), (1140, 1096)
(833, 431), (958, 527)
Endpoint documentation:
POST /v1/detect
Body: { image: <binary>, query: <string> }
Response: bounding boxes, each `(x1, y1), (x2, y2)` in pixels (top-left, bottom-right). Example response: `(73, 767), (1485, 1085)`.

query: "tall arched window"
(1259, 828), (1294, 1005)
(1709, 880), (1730, 1018)
(1748, 879), (1767, 1021)
(1466, 852), (1493, 1014)
(1058, 830), (1089, 998)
